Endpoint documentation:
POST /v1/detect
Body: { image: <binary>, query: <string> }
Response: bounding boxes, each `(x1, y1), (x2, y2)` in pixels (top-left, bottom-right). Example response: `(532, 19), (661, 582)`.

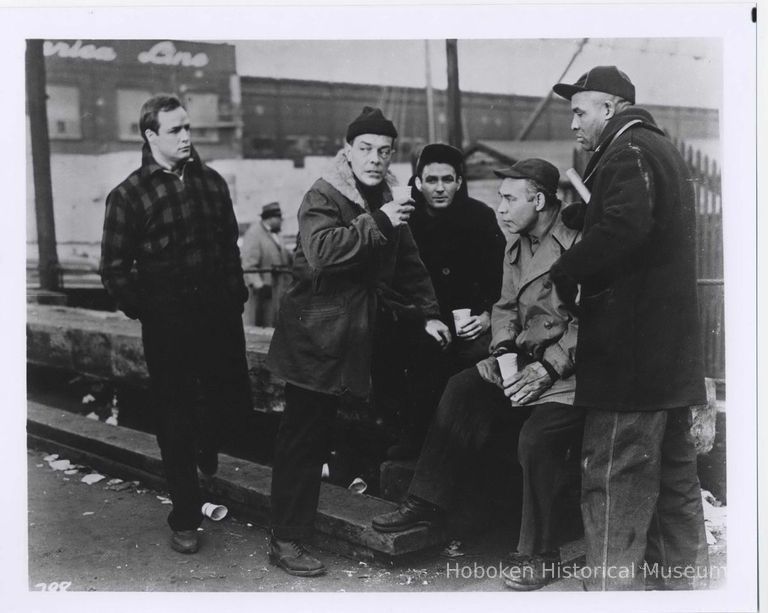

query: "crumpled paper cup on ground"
(201, 502), (228, 521)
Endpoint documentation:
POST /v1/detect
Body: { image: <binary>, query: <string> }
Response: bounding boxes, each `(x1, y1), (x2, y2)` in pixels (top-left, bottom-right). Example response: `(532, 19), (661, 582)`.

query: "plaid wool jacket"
(99, 145), (247, 319)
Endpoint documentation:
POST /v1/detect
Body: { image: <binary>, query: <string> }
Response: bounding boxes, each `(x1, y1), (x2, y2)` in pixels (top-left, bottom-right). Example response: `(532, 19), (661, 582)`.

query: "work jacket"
(407, 180), (506, 336)
(551, 107), (706, 410)
(266, 151), (440, 398)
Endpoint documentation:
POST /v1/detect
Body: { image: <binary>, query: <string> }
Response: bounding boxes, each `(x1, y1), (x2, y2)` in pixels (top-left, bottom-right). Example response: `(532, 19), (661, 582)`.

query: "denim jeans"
(580, 407), (710, 590)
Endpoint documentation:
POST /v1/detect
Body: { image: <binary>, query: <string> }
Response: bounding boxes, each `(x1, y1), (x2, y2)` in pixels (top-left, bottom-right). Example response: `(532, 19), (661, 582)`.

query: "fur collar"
(321, 150), (399, 211)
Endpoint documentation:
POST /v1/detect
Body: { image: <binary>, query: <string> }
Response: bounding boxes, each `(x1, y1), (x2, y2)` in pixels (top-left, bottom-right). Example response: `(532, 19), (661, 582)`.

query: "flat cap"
(493, 158), (560, 195)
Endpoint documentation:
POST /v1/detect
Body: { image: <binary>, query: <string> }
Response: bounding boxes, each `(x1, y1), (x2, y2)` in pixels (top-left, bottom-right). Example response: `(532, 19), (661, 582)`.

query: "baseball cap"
(552, 65), (636, 104)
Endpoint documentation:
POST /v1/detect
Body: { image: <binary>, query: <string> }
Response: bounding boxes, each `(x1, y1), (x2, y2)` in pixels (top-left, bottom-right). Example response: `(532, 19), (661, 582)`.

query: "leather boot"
(372, 495), (444, 533)
(268, 538), (326, 577)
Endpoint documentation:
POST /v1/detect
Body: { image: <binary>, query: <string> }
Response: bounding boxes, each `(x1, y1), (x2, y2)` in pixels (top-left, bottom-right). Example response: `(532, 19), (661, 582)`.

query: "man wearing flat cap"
(372, 158), (584, 591)
(379, 143), (506, 460)
(266, 106), (449, 576)
(241, 202), (293, 327)
(549, 66), (709, 590)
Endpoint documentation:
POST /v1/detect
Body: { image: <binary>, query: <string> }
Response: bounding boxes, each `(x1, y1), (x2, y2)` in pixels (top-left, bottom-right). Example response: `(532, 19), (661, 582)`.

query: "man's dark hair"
(415, 143), (464, 179)
(139, 95), (184, 144)
(525, 179), (561, 209)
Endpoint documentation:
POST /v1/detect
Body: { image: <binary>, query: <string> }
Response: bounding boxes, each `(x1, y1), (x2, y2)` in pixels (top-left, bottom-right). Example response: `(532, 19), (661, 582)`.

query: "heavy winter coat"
(551, 107), (706, 411)
(266, 151), (440, 398)
(407, 179), (506, 335)
(491, 212), (581, 406)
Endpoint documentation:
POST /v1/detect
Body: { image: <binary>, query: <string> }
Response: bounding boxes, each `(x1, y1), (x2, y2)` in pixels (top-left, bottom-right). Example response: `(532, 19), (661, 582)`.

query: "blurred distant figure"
(241, 202), (294, 327)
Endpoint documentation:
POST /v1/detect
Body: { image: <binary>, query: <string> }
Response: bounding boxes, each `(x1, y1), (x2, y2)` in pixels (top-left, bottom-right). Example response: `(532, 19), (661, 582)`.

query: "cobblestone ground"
(26, 447), (727, 594)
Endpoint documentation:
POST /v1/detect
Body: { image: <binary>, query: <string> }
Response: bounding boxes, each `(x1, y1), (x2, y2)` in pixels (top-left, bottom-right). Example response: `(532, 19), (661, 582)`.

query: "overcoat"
(551, 107), (706, 411)
(266, 151), (440, 398)
(491, 212), (581, 406)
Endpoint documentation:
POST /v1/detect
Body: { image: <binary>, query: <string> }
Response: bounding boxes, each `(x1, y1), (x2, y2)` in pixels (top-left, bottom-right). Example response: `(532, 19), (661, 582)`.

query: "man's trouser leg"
(515, 403), (584, 556)
(141, 311), (203, 531)
(270, 383), (337, 540)
(645, 407), (710, 590)
(197, 305), (252, 464)
(581, 407), (708, 590)
(407, 367), (513, 510)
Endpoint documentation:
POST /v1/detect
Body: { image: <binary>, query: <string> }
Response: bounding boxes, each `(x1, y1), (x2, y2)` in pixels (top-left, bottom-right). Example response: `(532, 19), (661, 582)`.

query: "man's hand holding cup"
(381, 185), (414, 227)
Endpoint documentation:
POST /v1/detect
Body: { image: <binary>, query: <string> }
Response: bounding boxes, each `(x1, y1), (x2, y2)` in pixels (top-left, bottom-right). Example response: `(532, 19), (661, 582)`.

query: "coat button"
(544, 321), (553, 329)
(442, 267), (451, 276)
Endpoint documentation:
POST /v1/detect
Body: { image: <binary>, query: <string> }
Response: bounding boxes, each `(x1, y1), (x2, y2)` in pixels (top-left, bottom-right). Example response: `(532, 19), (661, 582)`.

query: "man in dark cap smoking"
(265, 107), (449, 576)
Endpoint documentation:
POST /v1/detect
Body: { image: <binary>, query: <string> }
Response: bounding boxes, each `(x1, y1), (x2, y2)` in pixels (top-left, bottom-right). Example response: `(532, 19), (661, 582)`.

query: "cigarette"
(566, 168), (591, 203)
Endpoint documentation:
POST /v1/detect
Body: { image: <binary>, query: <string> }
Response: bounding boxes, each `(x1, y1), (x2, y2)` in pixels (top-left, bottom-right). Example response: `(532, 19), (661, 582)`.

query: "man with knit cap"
(265, 106), (449, 576)
(549, 66), (709, 590)
(381, 143), (506, 459)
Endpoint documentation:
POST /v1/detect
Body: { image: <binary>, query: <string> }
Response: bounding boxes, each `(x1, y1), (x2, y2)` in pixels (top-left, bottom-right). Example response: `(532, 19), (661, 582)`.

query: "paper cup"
(391, 185), (412, 202)
(452, 308), (471, 331)
(201, 502), (228, 521)
(496, 353), (518, 380)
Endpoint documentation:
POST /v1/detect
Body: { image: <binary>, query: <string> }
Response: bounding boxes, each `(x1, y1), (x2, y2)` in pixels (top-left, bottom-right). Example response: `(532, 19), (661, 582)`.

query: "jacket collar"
(583, 107), (664, 185)
(322, 150), (398, 211)
(507, 207), (580, 289)
(140, 144), (203, 180)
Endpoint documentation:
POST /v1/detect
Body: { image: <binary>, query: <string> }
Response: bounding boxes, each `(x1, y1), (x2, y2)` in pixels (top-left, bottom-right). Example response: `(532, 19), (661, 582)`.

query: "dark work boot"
(371, 495), (444, 533)
(170, 529), (200, 554)
(268, 538), (326, 577)
(502, 550), (561, 591)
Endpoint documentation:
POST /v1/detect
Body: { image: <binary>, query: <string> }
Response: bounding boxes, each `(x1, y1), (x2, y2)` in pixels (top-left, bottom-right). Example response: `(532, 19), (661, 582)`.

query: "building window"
(46, 85), (82, 140)
(183, 92), (220, 143)
(117, 89), (151, 141)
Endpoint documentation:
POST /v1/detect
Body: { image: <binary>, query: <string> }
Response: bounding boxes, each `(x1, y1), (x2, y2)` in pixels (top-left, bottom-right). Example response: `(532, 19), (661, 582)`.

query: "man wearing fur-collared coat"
(265, 107), (449, 577)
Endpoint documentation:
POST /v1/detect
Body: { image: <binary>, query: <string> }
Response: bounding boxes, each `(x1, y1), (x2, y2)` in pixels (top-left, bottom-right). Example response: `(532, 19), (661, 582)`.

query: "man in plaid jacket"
(100, 94), (251, 555)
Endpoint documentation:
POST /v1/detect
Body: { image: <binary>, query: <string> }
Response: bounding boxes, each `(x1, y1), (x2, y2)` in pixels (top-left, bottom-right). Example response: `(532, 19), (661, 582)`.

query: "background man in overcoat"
(266, 107), (450, 577)
(100, 94), (251, 555)
(549, 66), (709, 590)
(241, 201), (294, 327)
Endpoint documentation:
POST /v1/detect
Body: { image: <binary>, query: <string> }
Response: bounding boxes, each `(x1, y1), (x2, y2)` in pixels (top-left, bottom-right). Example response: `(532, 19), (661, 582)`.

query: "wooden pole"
(445, 39), (463, 148)
(516, 38), (589, 141)
(26, 39), (60, 291)
(424, 40), (436, 143)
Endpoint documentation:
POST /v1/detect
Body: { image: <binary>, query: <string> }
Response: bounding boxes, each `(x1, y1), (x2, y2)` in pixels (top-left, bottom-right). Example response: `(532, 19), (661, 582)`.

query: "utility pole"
(26, 39), (61, 291)
(424, 40), (436, 142)
(516, 38), (589, 141)
(445, 39), (463, 149)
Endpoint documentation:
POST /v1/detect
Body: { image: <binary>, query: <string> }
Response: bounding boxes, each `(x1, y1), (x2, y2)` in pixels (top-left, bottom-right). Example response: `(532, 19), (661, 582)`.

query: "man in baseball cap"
(373, 157), (584, 592)
(549, 67), (710, 590)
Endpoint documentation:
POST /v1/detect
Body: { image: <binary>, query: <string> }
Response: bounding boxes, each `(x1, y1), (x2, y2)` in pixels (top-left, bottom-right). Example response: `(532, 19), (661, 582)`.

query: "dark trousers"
(580, 407), (709, 590)
(141, 302), (251, 531)
(407, 367), (584, 555)
(270, 383), (337, 540)
(372, 316), (490, 444)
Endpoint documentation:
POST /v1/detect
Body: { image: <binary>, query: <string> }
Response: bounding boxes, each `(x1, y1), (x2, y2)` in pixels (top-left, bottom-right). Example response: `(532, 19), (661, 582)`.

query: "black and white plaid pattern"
(100, 145), (246, 317)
